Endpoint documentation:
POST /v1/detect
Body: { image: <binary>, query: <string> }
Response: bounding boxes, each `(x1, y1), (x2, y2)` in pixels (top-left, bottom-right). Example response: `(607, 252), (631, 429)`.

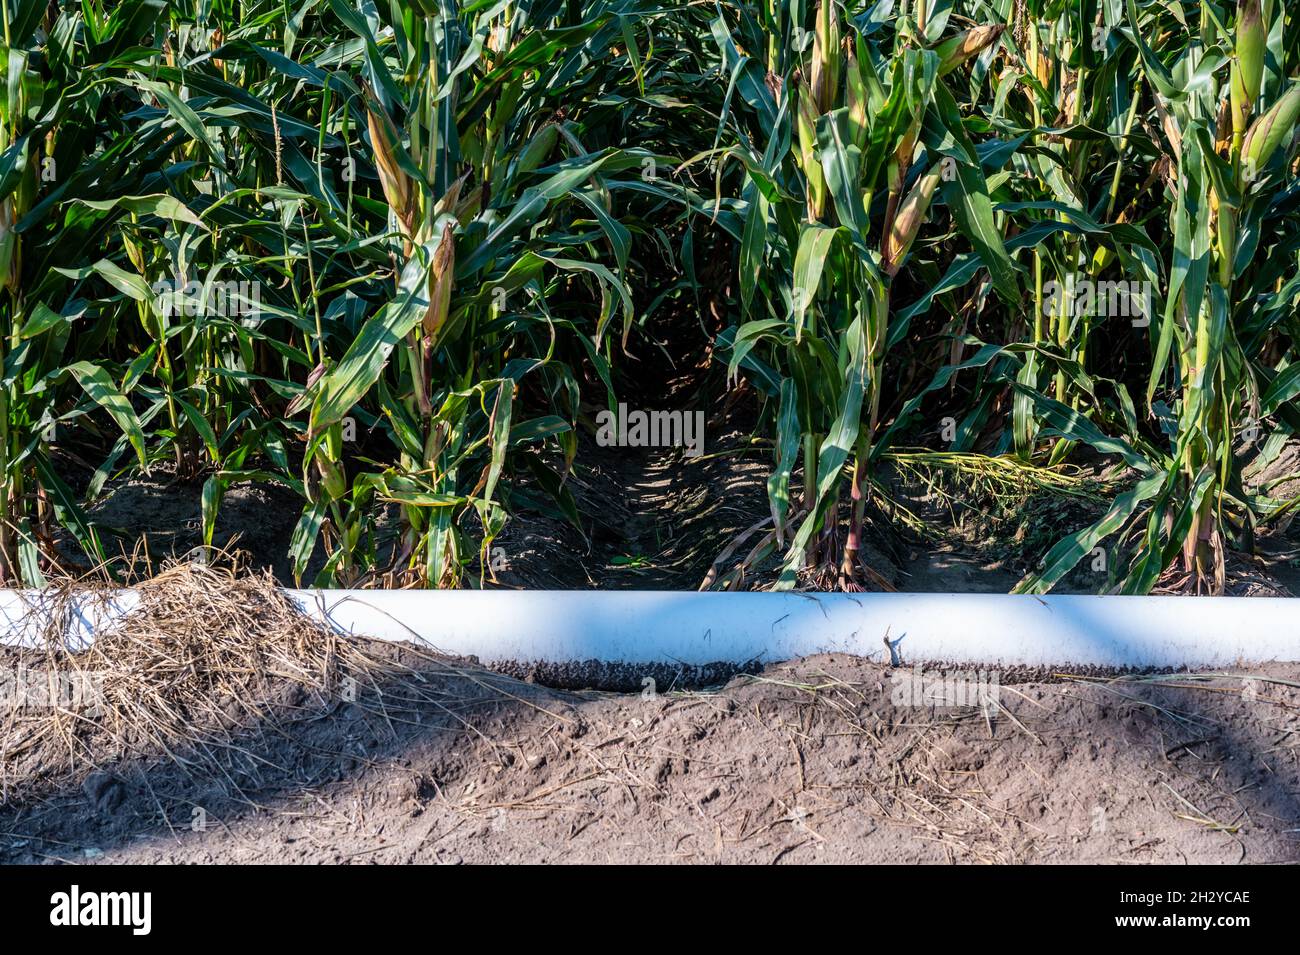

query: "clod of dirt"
(81, 772), (124, 814)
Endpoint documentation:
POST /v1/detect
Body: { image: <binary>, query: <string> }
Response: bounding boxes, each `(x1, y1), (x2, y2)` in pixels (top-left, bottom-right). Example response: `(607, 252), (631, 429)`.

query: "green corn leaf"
(1014, 472), (1166, 595)
(65, 361), (147, 467)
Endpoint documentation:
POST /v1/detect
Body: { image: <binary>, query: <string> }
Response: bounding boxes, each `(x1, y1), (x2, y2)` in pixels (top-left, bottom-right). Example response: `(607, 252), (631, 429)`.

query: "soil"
(78, 434), (1300, 596)
(3, 650), (1297, 864)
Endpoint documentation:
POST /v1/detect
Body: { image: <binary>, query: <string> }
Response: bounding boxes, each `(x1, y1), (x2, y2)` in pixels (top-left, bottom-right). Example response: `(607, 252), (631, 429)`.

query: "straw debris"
(0, 562), (519, 806)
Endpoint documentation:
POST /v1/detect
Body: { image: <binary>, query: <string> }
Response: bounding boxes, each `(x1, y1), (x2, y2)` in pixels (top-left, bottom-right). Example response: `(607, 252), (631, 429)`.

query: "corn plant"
(712, 0), (1016, 589)
(1014, 0), (1300, 593)
(277, 0), (690, 586)
(0, 0), (171, 583)
(3, 0), (1298, 598)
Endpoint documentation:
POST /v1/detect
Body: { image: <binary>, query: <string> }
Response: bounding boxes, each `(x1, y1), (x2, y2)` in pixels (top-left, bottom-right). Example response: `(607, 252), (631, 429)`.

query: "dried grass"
(0, 561), (530, 806)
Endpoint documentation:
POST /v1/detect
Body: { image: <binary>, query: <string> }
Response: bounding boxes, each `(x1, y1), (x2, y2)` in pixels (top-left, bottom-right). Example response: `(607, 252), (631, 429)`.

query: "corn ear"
(797, 88), (827, 221)
(0, 199), (14, 289)
(316, 451), (348, 501)
(845, 48), (869, 152)
(935, 24), (1005, 77)
(1236, 0), (1266, 105)
(364, 92), (416, 237)
(1242, 84), (1300, 174)
(888, 117), (921, 194)
(884, 163), (942, 275)
(1231, 0), (1266, 134)
(424, 222), (456, 342)
(809, 0), (841, 113)
(311, 423), (348, 501)
(516, 122), (559, 176)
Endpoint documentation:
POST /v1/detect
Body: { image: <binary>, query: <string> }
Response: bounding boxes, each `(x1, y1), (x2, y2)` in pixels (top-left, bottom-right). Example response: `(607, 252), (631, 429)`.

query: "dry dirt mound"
(3, 572), (1297, 864)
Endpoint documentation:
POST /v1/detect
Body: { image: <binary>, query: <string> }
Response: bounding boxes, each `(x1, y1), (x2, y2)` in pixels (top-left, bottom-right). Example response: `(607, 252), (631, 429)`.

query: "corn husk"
(424, 222), (456, 342)
(889, 118), (922, 195)
(808, 0), (841, 113)
(845, 48), (869, 152)
(935, 25), (1005, 78)
(884, 163), (943, 275)
(1237, 0), (1266, 105)
(1231, 0), (1266, 134)
(797, 88), (827, 221)
(1243, 84), (1300, 173)
(0, 199), (14, 289)
(365, 93), (416, 238)
(517, 122), (559, 176)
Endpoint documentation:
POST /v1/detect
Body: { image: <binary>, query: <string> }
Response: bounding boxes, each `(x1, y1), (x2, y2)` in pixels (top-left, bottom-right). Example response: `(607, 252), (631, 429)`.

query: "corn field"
(0, 0), (1297, 595)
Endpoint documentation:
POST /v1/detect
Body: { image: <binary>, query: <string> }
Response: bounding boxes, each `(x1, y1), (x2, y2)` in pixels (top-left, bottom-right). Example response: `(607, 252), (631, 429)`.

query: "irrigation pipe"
(1, 589), (1297, 670)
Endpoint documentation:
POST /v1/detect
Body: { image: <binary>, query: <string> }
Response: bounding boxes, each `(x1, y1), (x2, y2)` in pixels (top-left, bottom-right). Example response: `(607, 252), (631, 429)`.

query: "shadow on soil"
(2, 620), (1296, 864)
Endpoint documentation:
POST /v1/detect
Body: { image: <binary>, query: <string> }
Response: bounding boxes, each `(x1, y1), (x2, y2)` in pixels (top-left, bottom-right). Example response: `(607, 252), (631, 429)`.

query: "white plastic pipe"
(2, 589), (1297, 668)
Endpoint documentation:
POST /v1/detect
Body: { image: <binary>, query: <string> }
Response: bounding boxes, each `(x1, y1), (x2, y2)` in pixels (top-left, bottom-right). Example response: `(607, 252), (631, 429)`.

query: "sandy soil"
(4, 651), (1297, 865)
